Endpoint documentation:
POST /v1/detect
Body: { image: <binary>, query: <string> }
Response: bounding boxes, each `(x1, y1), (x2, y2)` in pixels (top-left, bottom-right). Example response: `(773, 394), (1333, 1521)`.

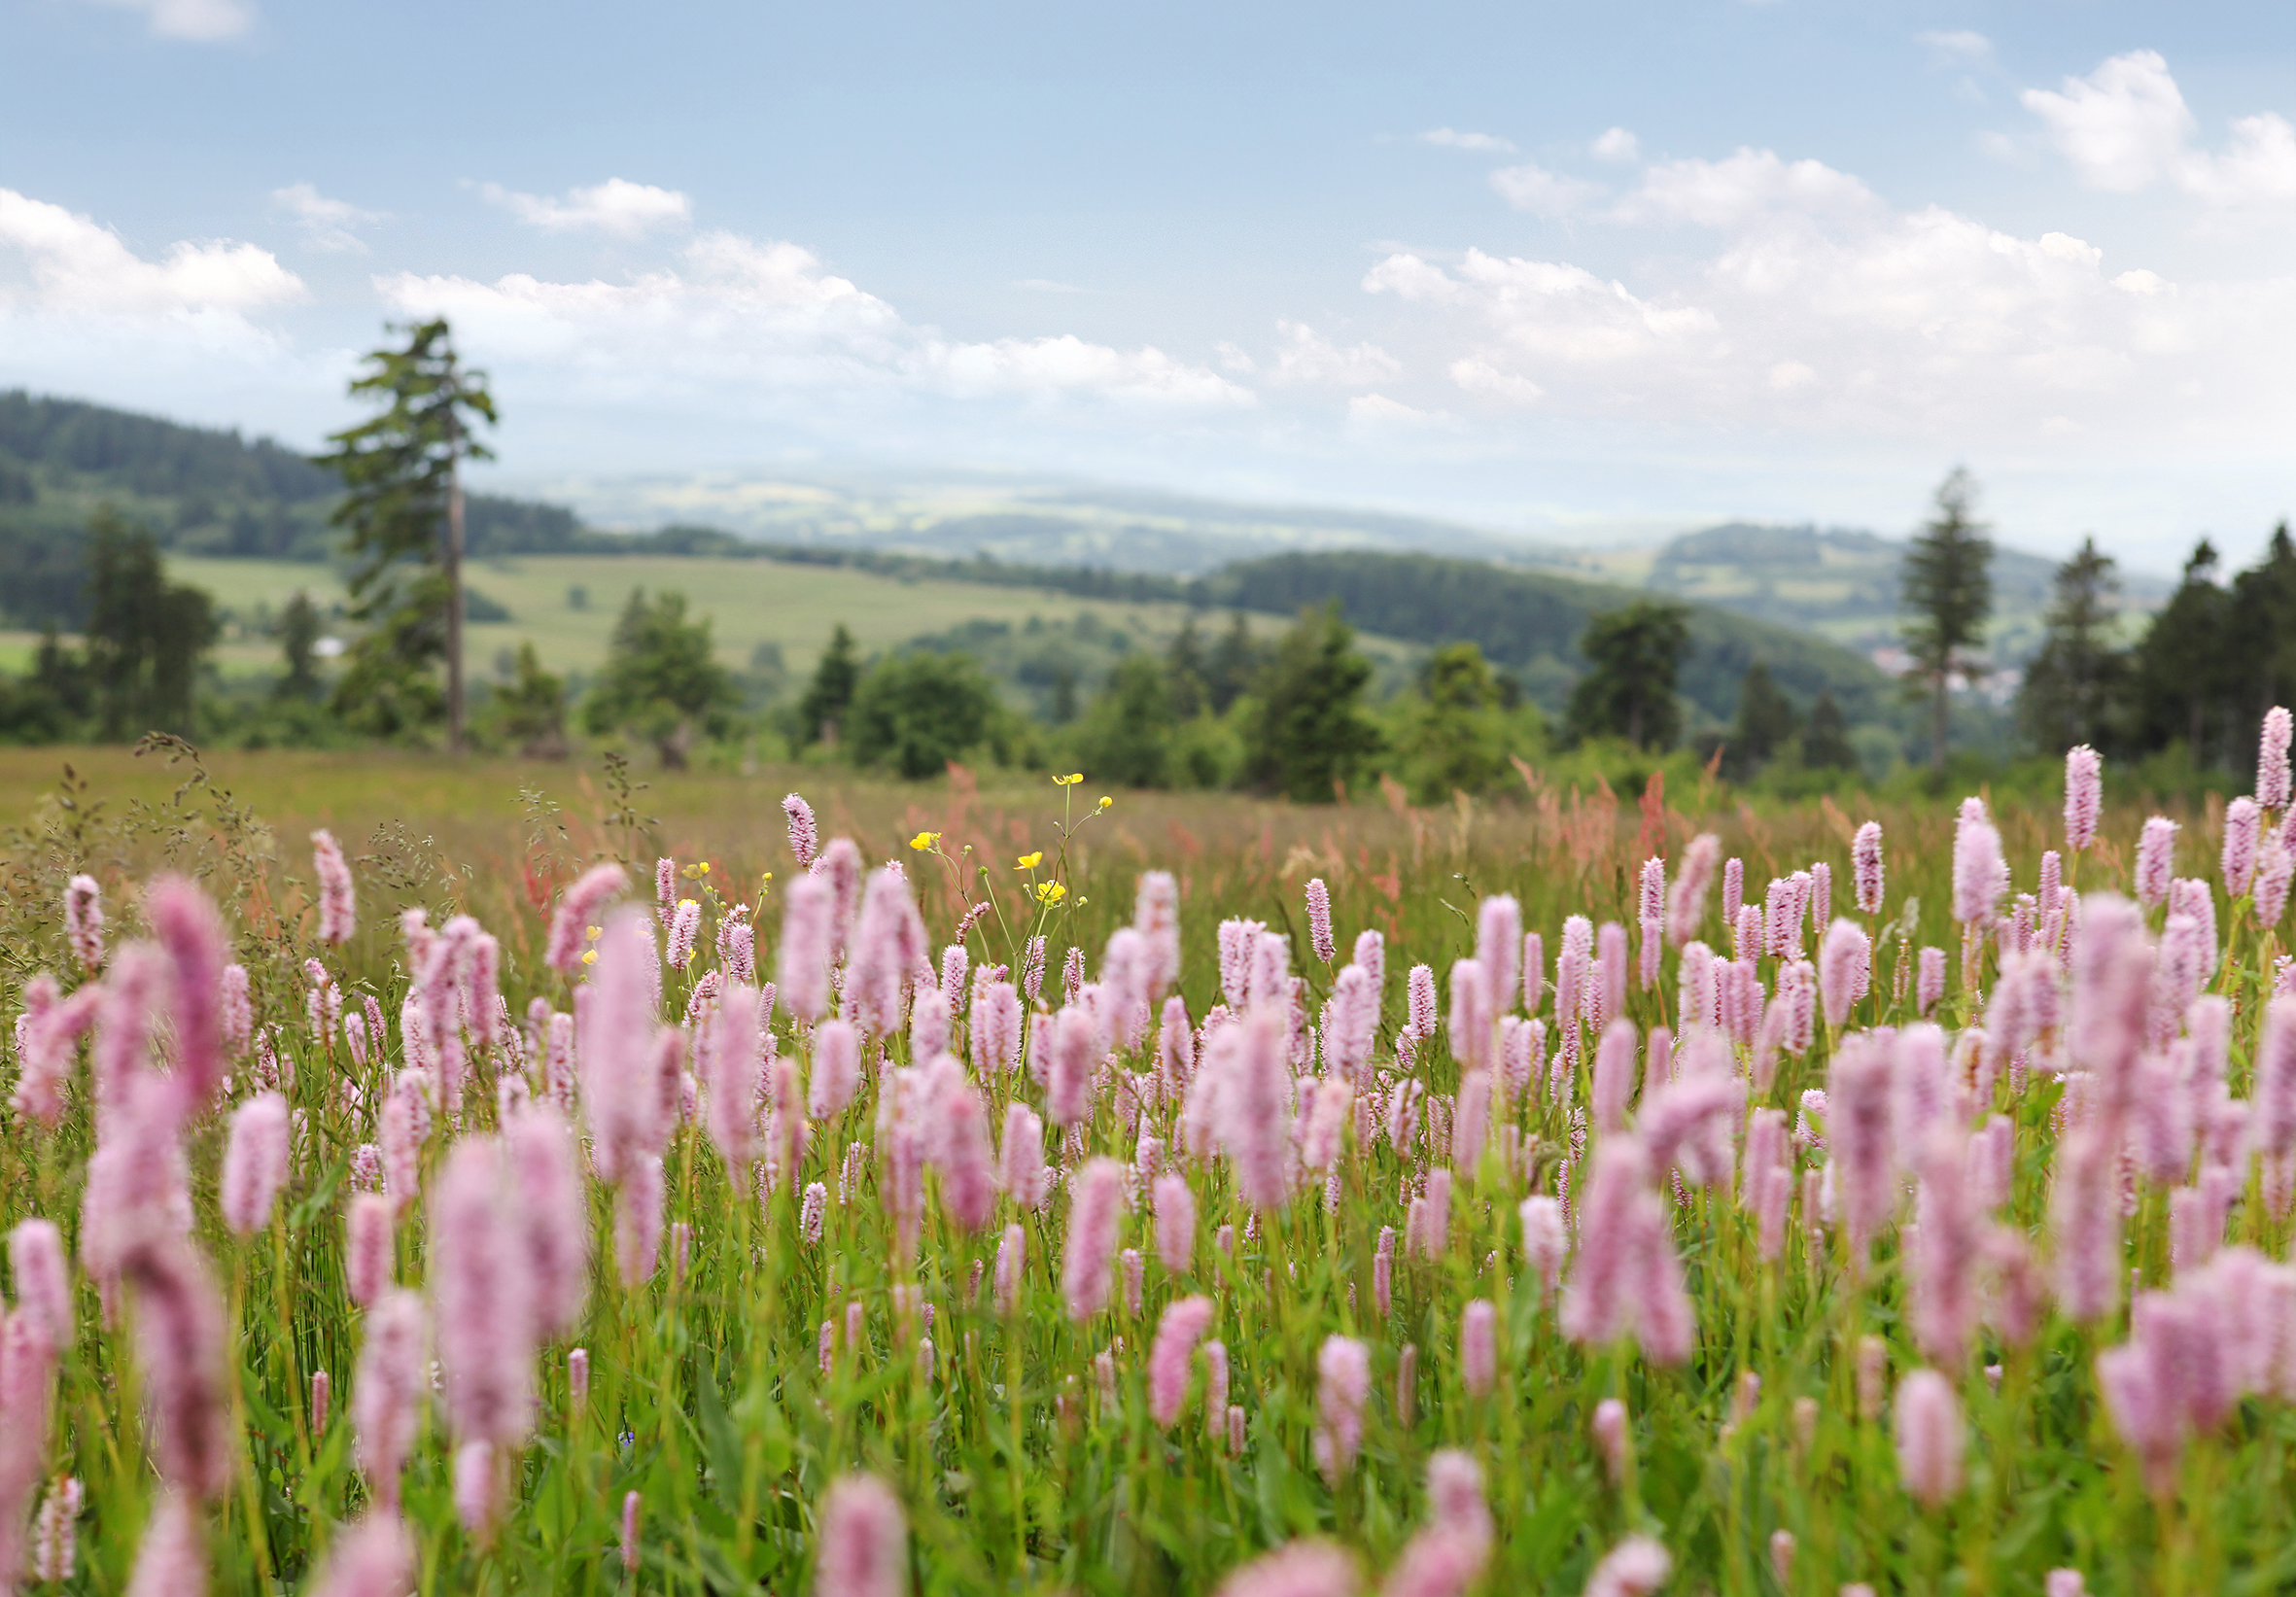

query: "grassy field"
(0, 740), (2276, 1594)
(0, 554), (1419, 690)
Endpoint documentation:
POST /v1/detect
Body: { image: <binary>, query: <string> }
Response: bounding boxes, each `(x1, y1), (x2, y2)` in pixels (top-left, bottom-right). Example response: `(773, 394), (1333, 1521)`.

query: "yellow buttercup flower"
(1017, 851), (1043, 870)
(910, 831), (940, 851)
(1035, 881), (1068, 905)
(1053, 772), (1084, 787)
(580, 949), (598, 965)
(1098, 795), (1112, 810)
(585, 925), (602, 941)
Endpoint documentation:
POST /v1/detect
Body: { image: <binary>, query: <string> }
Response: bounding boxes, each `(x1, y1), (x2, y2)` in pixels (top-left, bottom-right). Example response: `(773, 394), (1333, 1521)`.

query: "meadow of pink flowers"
(6, 723), (2296, 1592)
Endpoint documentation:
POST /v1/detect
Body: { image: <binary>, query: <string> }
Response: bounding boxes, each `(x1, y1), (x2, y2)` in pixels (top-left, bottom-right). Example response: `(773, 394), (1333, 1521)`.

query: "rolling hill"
(0, 389), (2012, 747)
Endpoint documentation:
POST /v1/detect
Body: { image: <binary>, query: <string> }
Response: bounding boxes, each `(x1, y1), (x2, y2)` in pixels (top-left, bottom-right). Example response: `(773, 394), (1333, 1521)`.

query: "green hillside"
(1197, 550), (1898, 734)
(1540, 520), (2168, 664)
(0, 390), (1912, 747)
(118, 553), (1381, 703)
(0, 391), (641, 626)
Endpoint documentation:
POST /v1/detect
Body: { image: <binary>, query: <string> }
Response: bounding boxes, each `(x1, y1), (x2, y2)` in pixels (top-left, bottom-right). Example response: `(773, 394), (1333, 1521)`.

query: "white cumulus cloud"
(1420, 127), (1517, 154)
(480, 178), (694, 236)
(271, 183), (384, 254)
(1265, 321), (1402, 386)
(2023, 50), (2296, 208)
(376, 229), (1251, 412)
(0, 188), (303, 312)
(1355, 144), (2296, 454)
(1618, 148), (1879, 227)
(81, 0), (254, 40)
(2022, 51), (2196, 192)
(1590, 127), (1641, 163)
(1917, 30), (1992, 64)
(1489, 162), (1605, 218)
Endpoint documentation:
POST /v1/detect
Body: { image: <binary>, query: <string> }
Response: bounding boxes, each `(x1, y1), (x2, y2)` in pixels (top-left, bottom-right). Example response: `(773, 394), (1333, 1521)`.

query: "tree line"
(4, 318), (2273, 796)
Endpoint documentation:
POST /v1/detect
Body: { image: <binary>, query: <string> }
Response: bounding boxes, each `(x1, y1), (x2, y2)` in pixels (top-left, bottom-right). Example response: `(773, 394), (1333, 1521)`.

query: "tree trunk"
(1931, 669), (1949, 772)
(445, 396), (466, 755)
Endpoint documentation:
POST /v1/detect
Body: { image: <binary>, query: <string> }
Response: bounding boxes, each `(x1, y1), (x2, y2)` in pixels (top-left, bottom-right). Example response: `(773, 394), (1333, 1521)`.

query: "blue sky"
(7, 0), (2296, 568)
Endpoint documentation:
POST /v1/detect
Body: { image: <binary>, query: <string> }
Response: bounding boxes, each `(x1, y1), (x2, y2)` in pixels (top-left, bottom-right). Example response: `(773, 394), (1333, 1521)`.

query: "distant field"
(150, 554), (1409, 686)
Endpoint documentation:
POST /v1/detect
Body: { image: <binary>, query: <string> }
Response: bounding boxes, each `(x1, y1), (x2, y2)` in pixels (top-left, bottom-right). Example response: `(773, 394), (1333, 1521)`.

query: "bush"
(846, 651), (1001, 780)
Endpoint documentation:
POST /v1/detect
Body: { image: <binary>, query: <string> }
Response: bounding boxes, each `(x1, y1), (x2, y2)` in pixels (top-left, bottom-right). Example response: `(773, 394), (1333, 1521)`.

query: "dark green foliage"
(0, 389), (336, 503)
(486, 642), (570, 756)
(1244, 605), (1382, 801)
(315, 321), (497, 739)
(1801, 690), (1857, 771)
(1728, 659), (1797, 777)
(1074, 654), (1180, 788)
(330, 594), (447, 740)
(1567, 601), (1690, 750)
(846, 651), (1000, 779)
(2016, 538), (2128, 755)
(0, 519), (91, 630)
(1197, 550), (1894, 734)
(1165, 617), (1210, 717)
(1900, 468), (1994, 768)
(2111, 525), (2296, 774)
(83, 507), (218, 739)
(1397, 642), (1526, 801)
(2127, 541), (2237, 762)
(583, 590), (736, 768)
(796, 624), (862, 746)
(0, 629), (87, 744)
(275, 590), (324, 702)
(1204, 612), (1266, 715)
(463, 587), (512, 624)
(0, 390), (606, 564)
(2225, 524), (2296, 753)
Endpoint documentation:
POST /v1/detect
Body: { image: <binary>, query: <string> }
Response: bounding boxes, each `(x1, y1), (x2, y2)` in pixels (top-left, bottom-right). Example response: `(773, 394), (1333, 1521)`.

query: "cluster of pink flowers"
(11, 704), (2296, 1592)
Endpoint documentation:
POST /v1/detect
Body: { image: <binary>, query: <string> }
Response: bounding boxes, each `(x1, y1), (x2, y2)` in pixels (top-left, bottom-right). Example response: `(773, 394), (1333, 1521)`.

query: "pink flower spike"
(1665, 835), (1720, 949)
(121, 1236), (232, 1499)
(504, 1104), (589, 1338)
(1852, 821), (1885, 916)
(1459, 1300), (1497, 1397)
(1818, 920), (1869, 1028)
(1211, 1541), (1360, 1597)
(220, 1093), (291, 1236)
(1305, 879), (1336, 964)
(353, 1291), (427, 1509)
(1061, 1159), (1126, 1321)
(2065, 745), (2103, 852)
(1893, 1369), (1965, 1508)
(1475, 896), (1521, 1018)
(1147, 1296), (1216, 1427)
(1951, 807), (2004, 925)
(783, 793), (819, 868)
(9, 1220), (71, 1349)
(311, 831), (356, 946)
(304, 1512), (415, 1597)
(2136, 816), (2178, 909)
(2225, 797), (2262, 897)
(431, 1139), (535, 1448)
(1583, 1536), (1670, 1597)
(2261, 707), (2293, 812)
(145, 875), (229, 1110)
(1313, 1335), (1370, 1483)
(545, 862), (627, 976)
(814, 1473), (906, 1597)
(123, 1490), (204, 1597)
(63, 875), (104, 974)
